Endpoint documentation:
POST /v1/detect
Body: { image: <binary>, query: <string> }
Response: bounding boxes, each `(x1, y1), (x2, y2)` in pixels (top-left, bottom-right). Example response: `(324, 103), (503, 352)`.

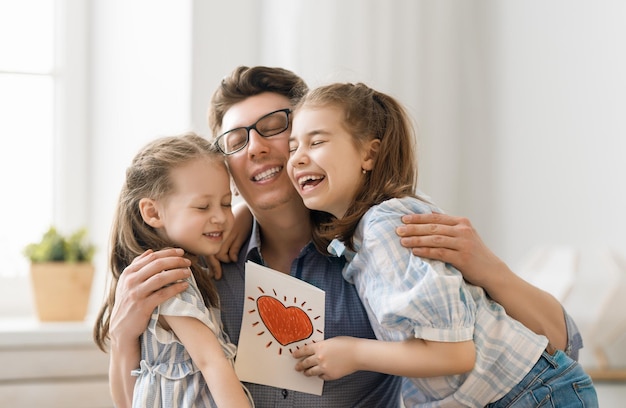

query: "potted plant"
(23, 226), (96, 321)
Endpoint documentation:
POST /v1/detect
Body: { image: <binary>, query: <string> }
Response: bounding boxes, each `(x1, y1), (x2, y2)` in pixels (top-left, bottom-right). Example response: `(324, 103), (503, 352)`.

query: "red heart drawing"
(256, 295), (314, 346)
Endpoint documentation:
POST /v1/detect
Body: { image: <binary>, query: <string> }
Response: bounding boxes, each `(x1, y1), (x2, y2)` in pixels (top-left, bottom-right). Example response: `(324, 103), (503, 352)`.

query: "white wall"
(190, 0), (626, 267)
(489, 1), (626, 263)
(83, 0), (626, 323)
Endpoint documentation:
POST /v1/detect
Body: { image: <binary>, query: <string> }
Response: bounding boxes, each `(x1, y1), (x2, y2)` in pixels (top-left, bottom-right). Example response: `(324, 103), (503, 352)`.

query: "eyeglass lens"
(219, 109), (289, 154)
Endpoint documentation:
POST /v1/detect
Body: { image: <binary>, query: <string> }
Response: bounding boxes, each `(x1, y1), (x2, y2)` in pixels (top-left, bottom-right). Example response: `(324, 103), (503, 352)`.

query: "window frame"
(53, 0), (91, 231)
(0, 0), (90, 315)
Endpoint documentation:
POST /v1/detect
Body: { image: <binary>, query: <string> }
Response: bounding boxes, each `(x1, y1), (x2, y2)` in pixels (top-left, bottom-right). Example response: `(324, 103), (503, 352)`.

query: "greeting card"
(234, 261), (326, 395)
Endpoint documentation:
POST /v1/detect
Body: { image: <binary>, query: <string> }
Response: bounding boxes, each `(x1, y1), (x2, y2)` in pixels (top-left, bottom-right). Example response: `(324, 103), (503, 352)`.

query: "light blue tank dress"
(131, 272), (253, 407)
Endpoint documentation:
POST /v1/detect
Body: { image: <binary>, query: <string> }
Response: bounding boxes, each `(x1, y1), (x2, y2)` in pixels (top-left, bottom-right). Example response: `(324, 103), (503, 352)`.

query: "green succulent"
(24, 227), (96, 263)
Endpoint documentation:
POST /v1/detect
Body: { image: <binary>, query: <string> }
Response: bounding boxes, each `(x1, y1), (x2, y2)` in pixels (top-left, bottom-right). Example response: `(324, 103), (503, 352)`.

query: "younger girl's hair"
(299, 83), (419, 253)
(93, 132), (224, 351)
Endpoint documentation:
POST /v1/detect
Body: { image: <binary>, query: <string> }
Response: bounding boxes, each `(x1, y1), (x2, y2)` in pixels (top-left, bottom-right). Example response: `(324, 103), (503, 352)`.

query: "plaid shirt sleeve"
(564, 308), (583, 361)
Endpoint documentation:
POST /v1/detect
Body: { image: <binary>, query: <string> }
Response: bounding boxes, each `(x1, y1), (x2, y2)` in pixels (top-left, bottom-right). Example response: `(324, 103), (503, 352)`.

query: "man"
(105, 66), (581, 407)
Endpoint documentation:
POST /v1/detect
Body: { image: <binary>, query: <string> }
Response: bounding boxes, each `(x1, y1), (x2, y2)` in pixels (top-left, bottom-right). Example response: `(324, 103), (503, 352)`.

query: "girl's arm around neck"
(293, 336), (475, 380)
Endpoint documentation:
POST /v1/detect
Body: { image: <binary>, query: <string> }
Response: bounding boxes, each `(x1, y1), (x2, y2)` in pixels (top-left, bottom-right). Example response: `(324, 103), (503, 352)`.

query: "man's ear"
(361, 138), (381, 171)
(139, 198), (163, 228)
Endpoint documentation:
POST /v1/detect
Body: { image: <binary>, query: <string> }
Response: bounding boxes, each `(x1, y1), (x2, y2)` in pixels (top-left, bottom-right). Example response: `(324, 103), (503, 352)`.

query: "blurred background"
(1, 0), (625, 406)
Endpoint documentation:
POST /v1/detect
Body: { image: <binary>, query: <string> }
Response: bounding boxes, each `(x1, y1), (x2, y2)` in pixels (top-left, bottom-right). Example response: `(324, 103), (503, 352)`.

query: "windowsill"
(0, 316), (113, 407)
(0, 317), (96, 347)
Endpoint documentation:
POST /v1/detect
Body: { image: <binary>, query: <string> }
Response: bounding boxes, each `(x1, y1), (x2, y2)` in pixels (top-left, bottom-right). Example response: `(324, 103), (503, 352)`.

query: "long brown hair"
(299, 83), (419, 253)
(93, 133), (224, 352)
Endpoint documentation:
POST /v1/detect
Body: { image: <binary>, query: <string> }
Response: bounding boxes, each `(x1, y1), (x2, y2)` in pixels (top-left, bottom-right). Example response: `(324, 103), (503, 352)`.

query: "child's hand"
(293, 336), (359, 381)
(205, 254), (223, 280)
(214, 201), (253, 268)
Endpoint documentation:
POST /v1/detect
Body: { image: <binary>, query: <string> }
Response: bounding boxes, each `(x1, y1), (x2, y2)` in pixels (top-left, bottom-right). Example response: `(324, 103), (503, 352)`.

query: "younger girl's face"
(156, 158), (234, 257)
(288, 106), (370, 219)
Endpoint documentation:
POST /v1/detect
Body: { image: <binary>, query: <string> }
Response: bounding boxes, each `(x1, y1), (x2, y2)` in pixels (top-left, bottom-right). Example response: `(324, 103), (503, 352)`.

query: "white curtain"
(192, 0), (626, 266)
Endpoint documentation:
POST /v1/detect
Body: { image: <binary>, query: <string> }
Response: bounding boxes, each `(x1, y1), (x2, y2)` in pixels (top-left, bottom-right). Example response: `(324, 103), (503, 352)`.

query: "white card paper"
(234, 261), (326, 395)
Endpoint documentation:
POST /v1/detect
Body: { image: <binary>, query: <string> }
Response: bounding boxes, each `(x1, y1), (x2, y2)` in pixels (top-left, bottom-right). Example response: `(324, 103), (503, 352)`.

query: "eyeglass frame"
(213, 108), (292, 155)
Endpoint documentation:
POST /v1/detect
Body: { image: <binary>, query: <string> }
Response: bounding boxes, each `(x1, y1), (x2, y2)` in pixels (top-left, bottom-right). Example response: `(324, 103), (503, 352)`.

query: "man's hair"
(208, 66), (309, 138)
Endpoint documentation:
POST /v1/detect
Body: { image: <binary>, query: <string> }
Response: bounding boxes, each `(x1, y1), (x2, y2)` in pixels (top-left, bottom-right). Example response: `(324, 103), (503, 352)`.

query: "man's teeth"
(253, 166), (281, 181)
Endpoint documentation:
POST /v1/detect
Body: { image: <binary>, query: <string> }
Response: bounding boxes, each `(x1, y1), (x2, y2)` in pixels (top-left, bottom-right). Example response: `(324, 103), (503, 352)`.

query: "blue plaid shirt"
(330, 197), (549, 407)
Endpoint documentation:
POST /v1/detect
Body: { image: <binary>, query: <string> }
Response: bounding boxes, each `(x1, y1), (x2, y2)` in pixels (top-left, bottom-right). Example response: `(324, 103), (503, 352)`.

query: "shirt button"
(282, 389), (288, 399)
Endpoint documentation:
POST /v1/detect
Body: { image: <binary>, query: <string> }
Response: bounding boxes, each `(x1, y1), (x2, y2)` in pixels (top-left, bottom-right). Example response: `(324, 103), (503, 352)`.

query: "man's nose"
(246, 129), (269, 157)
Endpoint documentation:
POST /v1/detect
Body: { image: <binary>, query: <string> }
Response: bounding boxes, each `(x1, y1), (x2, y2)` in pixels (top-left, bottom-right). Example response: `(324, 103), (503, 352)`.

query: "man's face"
(220, 92), (302, 212)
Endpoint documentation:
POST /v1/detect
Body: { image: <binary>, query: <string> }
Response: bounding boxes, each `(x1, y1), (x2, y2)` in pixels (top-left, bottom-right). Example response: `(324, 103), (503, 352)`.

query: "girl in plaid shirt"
(287, 83), (597, 407)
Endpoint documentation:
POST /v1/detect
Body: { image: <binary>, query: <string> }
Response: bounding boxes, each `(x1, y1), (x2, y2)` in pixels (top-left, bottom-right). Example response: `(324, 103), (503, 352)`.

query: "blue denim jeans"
(487, 350), (598, 407)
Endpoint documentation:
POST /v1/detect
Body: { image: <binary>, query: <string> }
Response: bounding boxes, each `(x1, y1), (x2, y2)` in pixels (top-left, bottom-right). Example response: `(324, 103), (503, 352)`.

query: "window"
(0, 1), (56, 277)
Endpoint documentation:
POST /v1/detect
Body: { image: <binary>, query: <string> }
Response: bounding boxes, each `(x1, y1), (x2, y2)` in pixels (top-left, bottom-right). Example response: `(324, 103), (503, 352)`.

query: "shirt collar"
(241, 220), (263, 265)
(245, 220), (318, 265)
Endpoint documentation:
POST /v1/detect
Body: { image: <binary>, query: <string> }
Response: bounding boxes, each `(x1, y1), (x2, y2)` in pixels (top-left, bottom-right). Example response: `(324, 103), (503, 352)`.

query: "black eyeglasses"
(214, 108), (292, 155)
